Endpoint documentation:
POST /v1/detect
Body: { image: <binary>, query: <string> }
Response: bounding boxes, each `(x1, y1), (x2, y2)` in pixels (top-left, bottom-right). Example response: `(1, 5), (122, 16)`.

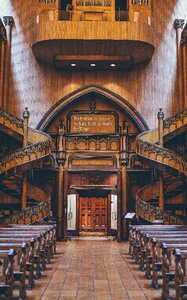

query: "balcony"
(32, 9), (155, 70)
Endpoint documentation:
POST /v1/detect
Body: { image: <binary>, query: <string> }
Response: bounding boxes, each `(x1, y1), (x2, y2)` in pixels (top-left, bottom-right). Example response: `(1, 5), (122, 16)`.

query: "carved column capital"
(3, 16), (14, 27)
(174, 19), (185, 30)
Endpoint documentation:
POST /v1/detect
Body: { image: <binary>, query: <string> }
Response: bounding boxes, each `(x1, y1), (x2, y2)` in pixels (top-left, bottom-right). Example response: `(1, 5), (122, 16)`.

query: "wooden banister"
(136, 108), (187, 224)
(0, 108), (52, 224)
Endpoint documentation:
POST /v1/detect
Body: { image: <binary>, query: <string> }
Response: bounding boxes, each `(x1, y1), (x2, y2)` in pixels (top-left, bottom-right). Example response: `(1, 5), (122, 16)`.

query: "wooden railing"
(0, 140), (51, 174)
(0, 108), (51, 175)
(136, 184), (183, 225)
(0, 108), (52, 224)
(136, 108), (187, 224)
(66, 134), (119, 152)
(4, 199), (51, 225)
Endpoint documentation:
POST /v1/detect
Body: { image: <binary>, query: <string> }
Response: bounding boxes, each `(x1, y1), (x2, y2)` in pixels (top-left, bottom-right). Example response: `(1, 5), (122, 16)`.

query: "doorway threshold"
(69, 236), (115, 241)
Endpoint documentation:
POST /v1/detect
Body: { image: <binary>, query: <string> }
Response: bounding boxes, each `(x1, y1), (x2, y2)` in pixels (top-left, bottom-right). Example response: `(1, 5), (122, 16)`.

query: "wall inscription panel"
(68, 112), (117, 134)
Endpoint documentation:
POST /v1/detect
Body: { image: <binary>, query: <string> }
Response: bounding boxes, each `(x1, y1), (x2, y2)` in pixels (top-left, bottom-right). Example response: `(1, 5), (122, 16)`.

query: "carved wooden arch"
(36, 84), (149, 132)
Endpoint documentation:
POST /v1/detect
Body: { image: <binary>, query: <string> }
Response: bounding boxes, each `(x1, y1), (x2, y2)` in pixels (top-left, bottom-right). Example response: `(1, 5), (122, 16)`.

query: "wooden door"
(80, 193), (108, 232)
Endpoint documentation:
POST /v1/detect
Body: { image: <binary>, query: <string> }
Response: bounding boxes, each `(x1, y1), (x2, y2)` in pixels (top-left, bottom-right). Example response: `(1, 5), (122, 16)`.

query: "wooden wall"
(0, 0), (186, 129)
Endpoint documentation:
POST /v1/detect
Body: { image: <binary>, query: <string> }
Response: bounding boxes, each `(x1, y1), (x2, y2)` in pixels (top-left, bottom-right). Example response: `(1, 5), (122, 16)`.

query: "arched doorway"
(37, 85), (149, 241)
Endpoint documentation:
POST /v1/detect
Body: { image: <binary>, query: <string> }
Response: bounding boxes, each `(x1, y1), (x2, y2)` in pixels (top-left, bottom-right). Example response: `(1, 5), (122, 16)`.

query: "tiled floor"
(26, 239), (161, 300)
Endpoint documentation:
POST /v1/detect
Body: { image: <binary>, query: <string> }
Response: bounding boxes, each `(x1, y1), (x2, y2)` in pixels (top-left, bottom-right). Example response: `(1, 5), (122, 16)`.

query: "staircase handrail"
(136, 108), (187, 225)
(0, 140), (51, 174)
(4, 198), (51, 225)
(0, 107), (23, 128)
(163, 108), (187, 129)
(137, 138), (186, 176)
(136, 195), (183, 225)
(0, 108), (52, 175)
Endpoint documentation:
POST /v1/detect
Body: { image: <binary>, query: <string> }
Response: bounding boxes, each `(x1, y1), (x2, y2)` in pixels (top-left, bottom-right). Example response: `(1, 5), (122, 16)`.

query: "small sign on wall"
(68, 111), (118, 134)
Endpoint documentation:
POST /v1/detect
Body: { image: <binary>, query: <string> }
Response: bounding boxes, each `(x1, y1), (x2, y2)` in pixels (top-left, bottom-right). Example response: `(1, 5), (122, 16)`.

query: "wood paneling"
(32, 20), (155, 65)
(0, 0), (186, 130)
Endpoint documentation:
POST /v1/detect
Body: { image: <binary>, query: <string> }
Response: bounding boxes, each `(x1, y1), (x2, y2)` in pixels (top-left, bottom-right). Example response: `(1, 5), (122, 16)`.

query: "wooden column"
(56, 120), (66, 240)
(181, 24), (187, 108)
(183, 46), (187, 108)
(0, 41), (6, 107)
(0, 20), (6, 108)
(0, 19), (7, 107)
(120, 120), (129, 240)
(22, 108), (30, 210)
(2, 16), (13, 111)
(174, 19), (185, 109)
(157, 108), (164, 211)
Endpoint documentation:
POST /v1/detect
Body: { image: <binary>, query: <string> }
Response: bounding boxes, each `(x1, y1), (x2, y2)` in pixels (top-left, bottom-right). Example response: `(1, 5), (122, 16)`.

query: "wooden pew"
(0, 242), (33, 292)
(0, 231), (49, 269)
(0, 225), (56, 258)
(133, 230), (187, 273)
(161, 244), (187, 300)
(4, 224), (57, 254)
(0, 236), (42, 280)
(128, 225), (187, 299)
(141, 233), (187, 280)
(151, 238), (187, 289)
(173, 249), (187, 300)
(0, 249), (17, 300)
(129, 225), (187, 258)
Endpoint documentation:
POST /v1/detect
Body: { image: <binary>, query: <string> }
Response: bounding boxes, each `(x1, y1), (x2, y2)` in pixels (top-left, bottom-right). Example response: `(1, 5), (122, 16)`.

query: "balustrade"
(136, 108), (187, 225)
(4, 199), (51, 225)
(66, 135), (119, 151)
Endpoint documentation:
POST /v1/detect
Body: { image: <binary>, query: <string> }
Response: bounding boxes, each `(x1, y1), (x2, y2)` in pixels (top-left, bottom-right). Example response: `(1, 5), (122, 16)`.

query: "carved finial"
(3, 16), (14, 27)
(23, 107), (30, 119)
(89, 97), (96, 111)
(174, 19), (185, 29)
(58, 118), (65, 134)
(157, 108), (164, 119)
(120, 119), (128, 134)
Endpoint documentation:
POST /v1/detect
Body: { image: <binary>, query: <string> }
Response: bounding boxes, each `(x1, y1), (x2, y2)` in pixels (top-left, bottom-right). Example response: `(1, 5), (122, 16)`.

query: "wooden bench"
(173, 249), (187, 300)
(0, 249), (17, 300)
(141, 233), (187, 280)
(0, 242), (33, 294)
(161, 243), (187, 300)
(129, 225), (187, 259)
(128, 225), (187, 299)
(132, 230), (187, 273)
(0, 224), (56, 257)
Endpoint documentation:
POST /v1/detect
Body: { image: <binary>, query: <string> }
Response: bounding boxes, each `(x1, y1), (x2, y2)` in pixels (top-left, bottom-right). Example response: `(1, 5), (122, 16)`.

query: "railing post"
(174, 19), (185, 109)
(120, 119), (129, 240)
(2, 16), (13, 110)
(56, 119), (66, 240)
(157, 108), (164, 210)
(22, 107), (30, 210)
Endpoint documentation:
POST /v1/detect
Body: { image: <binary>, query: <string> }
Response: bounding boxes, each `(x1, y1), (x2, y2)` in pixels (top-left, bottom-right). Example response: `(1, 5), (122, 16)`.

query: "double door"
(80, 193), (108, 232)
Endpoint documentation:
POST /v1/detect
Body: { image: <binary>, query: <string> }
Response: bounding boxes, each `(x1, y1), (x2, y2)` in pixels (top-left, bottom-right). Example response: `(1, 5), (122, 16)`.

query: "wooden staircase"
(136, 108), (187, 225)
(0, 108), (53, 224)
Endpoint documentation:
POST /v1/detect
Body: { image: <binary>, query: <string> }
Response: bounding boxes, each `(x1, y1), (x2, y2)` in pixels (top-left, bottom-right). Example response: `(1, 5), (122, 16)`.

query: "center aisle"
(27, 239), (161, 300)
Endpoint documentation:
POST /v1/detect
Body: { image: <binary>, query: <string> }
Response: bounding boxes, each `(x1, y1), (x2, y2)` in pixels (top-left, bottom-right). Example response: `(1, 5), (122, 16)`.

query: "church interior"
(0, 0), (186, 299)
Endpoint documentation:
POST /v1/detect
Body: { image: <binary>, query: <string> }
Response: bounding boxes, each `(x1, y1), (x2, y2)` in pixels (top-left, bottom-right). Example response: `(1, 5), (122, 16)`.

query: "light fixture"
(110, 63), (116, 67)
(90, 63), (96, 67)
(71, 63), (76, 67)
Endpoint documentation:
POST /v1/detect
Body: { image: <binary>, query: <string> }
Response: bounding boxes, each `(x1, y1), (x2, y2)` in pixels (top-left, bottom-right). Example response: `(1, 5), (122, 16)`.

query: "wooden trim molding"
(36, 84), (149, 132)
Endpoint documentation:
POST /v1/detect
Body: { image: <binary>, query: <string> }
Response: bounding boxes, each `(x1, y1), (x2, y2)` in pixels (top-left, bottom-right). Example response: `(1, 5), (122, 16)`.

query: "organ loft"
(0, 0), (186, 299)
